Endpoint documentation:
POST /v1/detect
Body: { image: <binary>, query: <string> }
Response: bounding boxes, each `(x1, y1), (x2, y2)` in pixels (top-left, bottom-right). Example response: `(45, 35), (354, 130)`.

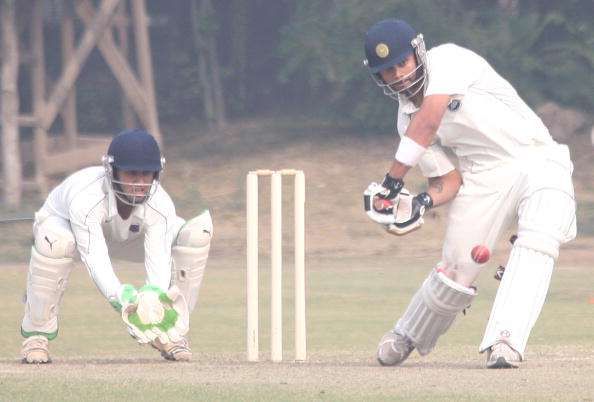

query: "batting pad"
(479, 245), (554, 358)
(171, 210), (212, 312)
(21, 246), (74, 338)
(395, 270), (476, 355)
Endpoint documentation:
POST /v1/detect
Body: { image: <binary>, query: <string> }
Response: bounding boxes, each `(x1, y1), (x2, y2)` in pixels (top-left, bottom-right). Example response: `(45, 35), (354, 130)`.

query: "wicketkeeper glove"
(121, 284), (190, 345)
(108, 284), (153, 343)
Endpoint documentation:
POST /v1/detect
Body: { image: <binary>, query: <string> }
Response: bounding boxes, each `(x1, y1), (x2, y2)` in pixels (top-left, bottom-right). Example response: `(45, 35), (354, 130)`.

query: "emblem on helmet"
(375, 43), (390, 58)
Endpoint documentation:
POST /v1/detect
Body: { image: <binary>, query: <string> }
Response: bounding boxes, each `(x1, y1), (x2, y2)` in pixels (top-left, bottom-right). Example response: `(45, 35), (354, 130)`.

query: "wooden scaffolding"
(0, 0), (161, 206)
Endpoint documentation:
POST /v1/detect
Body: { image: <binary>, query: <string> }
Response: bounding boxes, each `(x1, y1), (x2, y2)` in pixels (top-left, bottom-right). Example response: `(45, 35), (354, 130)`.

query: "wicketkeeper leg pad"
(395, 269), (476, 356)
(171, 210), (213, 312)
(21, 247), (74, 339)
(33, 214), (76, 259)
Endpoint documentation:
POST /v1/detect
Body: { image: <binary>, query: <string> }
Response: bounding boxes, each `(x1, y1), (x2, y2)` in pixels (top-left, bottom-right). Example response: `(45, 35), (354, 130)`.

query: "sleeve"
(143, 190), (178, 290)
(69, 201), (121, 301)
(417, 143), (456, 178)
(425, 44), (485, 97)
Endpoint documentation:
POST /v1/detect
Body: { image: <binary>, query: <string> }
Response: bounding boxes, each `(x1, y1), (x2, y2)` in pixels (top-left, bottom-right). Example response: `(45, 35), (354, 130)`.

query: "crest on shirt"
(375, 43), (389, 58)
(448, 99), (461, 112)
(129, 224), (140, 233)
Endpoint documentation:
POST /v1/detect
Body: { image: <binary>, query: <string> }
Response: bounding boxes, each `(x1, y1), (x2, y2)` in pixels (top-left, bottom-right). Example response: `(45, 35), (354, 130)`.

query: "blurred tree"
(1, 0), (22, 206)
(228, 0), (248, 114)
(190, 0), (226, 129)
(276, 0), (593, 130)
(12, 1), (591, 135)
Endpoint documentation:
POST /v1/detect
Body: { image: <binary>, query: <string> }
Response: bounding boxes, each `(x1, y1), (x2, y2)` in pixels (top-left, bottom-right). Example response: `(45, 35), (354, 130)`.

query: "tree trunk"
(230, 0), (248, 113)
(204, 0), (226, 128)
(61, 5), (78, 149)
(191, 0), (215, 127)
(131, 0), (162, 144)
(191, 0), (226, 129)
(498, 0), (519, 16)
(1, 0), (23, 207)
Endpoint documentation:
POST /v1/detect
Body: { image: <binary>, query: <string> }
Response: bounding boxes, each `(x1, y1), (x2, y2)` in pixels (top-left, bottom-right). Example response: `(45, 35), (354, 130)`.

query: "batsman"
(20, 129), (213, 363)
(362, 19), (576, 368)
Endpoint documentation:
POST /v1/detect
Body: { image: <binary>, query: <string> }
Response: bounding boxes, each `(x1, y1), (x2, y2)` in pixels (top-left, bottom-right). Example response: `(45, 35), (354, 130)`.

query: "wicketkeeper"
(20, 129), (212, 363)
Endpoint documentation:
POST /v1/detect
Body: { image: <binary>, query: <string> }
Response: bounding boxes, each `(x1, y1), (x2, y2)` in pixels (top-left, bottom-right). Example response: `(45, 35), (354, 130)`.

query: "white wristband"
(395, 136), (427, 167)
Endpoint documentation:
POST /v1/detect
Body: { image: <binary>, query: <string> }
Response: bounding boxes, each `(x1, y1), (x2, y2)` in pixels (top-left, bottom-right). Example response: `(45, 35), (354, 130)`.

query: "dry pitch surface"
(1, 255), (593, 401)
(1, 348), (594, 401)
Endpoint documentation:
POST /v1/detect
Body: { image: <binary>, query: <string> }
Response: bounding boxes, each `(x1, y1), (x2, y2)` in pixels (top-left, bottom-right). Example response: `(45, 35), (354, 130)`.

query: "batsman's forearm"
(387, 159), (411, 180)
(389, 117), (437, 180)
(390, 94), (451, 180)
(426, 169), (462, 207)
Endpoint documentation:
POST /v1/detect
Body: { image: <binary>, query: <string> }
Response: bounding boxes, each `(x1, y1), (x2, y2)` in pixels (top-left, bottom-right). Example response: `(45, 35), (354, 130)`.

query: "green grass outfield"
(1, 254), (593, 401)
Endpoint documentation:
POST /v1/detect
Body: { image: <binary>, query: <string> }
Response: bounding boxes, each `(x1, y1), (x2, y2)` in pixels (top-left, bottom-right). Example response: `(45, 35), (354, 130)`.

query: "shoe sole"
(163, 352), (191, 362)
(22, 357), (52, 364)
(160, 345), (192, 362)
(487, 356), (518, 369)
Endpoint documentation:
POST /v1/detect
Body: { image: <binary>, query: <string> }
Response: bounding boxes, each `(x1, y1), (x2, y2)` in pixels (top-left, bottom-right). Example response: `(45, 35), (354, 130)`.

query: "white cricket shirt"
(40, 166), (178, 300)
(396, 44), (555, 177)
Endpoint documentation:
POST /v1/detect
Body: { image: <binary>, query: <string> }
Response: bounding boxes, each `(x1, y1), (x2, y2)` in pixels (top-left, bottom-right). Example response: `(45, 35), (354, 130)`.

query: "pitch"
(1, 253), (593, 401)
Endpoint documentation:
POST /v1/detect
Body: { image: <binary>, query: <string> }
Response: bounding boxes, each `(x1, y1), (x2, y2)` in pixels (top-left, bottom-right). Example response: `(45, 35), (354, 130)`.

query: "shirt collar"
(398, 94), (420, 115)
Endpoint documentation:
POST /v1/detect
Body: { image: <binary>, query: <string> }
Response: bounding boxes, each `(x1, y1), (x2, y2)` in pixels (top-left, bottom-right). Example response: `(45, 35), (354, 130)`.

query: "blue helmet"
(107, 129), (163, 172)
(363, 19), (427, 100)
(103, 129), (165, 206)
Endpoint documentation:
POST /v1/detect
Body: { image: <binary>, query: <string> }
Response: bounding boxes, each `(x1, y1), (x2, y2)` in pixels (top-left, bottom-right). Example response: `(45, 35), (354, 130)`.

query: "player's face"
(117, 170), (155, 198)
(379, 53), (418, 92)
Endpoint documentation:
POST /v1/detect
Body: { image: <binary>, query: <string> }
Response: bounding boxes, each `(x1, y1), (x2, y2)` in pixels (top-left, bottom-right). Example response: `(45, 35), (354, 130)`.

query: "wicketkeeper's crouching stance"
(20, 129), (212, 364)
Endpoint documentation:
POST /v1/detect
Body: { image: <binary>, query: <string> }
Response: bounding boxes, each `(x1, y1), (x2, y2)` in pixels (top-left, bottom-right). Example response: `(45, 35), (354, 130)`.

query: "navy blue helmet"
(103, 129), (165, 206)
(363, 19), (427, 100)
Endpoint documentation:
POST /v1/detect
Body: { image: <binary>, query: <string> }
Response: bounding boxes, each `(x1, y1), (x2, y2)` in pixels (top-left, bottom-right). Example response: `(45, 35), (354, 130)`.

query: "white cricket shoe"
(376, 330), (415, 366)
(21, 335), (51, 364)
(486, 342), (521, 369)
(151, 337), (192, 362)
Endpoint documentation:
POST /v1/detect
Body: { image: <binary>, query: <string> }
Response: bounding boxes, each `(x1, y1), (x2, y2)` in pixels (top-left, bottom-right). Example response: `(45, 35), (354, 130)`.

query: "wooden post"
(203, 0), (226, 128)
(115, 3), (136, 129)
(1, 0), (22, 206)
(190, 0), (214, 127)
(61, 6), (78, 149)
(131, 0), (161, 144)
(31, 0), (48, 194)
(76, 0), (150, 128)
(191, 0), (226, 129)
(41, 0), (122, 132)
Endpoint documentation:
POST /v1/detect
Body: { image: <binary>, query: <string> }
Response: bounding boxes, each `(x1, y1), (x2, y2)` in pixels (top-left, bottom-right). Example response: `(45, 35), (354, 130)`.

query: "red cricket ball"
(471, 245), (490, 264)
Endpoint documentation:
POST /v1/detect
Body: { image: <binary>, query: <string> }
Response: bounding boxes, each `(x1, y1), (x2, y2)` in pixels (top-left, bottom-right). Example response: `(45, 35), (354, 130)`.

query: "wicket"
(246, 169), (306, 362)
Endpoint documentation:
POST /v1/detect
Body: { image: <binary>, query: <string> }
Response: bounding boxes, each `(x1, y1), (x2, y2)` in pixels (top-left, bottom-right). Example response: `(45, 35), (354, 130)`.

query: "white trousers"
(440, 144), (576, 356)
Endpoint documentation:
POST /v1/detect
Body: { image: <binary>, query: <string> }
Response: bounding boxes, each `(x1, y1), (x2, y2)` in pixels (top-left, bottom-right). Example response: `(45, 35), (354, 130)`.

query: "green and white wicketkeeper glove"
(115, 284), (190, 344)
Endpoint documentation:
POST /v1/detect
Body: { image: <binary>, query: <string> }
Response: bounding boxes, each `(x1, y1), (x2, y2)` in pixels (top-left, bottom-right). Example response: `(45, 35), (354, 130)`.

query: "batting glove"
(378, 173), (404, 200)
(385, 192), (433, 236)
